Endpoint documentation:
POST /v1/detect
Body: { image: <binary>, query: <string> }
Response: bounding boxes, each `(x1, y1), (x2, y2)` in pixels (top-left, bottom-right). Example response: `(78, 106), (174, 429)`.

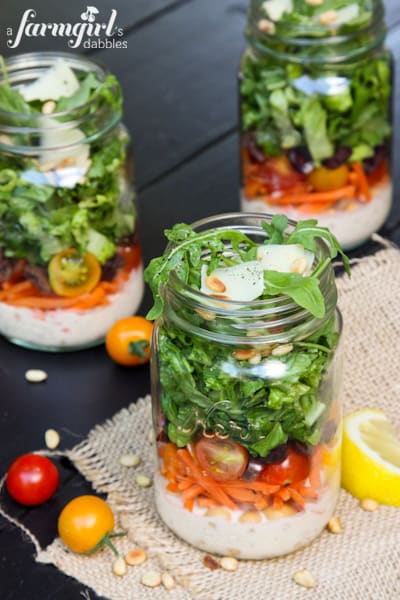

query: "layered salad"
(146, 215), (347, 558)
(241, 0), (392, 248)
(0, 58), (143, 350)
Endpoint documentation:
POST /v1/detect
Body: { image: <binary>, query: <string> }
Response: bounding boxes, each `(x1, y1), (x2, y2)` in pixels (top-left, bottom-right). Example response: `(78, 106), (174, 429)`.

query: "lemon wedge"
(342, 409), (400, 506)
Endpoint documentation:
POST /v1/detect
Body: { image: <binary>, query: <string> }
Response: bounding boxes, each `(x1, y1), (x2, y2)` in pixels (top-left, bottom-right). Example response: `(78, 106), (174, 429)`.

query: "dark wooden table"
(0, 2), (399, 599)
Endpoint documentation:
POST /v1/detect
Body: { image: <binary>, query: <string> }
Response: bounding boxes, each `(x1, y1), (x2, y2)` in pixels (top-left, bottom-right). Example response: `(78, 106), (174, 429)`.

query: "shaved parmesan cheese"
(334, 4), (360, 26)
(262, 0), (293, 22)
(257, 245), (314, 274)
(20, 59), (79, 102)
(39, 117), (90, 174)
(201, 262), (264, 302)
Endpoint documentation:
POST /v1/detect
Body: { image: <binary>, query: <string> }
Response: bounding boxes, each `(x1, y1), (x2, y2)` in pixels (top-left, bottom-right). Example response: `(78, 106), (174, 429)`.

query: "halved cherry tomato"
(259, 446), (310, 486)
(259, 156), (303, 192)
(194, 437), (249, 481)
(58, 495), (116, 554)
(105, 316), (153, 366)
(307, 164), (349, 192)
(48, 249), (101, 297)
(6, 453), (59, 506)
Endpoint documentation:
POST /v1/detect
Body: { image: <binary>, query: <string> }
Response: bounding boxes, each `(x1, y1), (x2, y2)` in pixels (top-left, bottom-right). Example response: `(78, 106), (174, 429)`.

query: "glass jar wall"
(240, 0), (392, 250)
(150, 214), (343, 559)
(0, 52), (143, 351)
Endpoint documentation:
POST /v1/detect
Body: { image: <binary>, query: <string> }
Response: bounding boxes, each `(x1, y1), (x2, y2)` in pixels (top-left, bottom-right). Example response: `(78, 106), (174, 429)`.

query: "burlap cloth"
(4, 242), (400, 599)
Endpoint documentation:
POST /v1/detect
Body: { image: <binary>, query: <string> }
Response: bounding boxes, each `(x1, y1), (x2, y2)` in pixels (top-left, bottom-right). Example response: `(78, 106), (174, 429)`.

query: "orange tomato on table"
(105, 316), (153, 366)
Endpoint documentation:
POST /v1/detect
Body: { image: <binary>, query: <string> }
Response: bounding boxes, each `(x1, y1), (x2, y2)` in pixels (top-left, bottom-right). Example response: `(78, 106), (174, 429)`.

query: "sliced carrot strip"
(288, 487), (306, 508)
(183, 497), (195, 512)
(352, 162), (372, 201)
(268, 185), (356, 206)
(273, 495), (284, 510)
(166, 482), (180, 493)
(6, 295), (84, 309)
(70, 285), (106, 310)
(182, 484), (203, 502)
(197, 497), (218, 508)
(277, 487), (291, 502)
(222, 487), (258, 503)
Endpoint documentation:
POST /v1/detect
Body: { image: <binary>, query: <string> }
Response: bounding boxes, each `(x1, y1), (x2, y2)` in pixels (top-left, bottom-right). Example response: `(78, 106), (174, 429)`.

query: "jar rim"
(246, 0), (386, 63)
(163, 212), (338, 345)
(0, 51), (121, 151)
(0, 51), (111, 117)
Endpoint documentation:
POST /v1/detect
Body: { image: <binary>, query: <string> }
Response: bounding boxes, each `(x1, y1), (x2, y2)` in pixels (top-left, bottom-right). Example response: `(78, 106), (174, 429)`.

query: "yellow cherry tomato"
(105, 316), (153, 366)
(307, 164), (349, 192)
(48, 249), (101, 297)
(58, 495), (115, 554)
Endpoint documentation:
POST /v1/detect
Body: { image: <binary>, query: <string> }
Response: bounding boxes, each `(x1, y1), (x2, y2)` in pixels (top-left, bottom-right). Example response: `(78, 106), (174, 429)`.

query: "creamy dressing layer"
(241, 180), (392, 250)
(0, 265), (144, 351)
(155, 471), (340, 559)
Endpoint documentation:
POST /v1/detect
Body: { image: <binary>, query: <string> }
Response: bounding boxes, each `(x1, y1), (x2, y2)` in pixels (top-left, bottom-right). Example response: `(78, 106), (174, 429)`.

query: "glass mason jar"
(151, 213), (342, 559)
(0, 52), (143, 351)
(240, 0), (392, 250)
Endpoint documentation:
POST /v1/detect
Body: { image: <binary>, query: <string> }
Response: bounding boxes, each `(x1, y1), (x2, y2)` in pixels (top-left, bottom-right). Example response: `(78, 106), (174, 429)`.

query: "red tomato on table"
(6, 453), (59, 506)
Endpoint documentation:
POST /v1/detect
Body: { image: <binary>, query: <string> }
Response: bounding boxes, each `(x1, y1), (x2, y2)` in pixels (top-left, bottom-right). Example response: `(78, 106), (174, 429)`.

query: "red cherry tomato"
(259, 446), (310, 486)
(194, 437), (248, 481)
(6, 453), (59, 506)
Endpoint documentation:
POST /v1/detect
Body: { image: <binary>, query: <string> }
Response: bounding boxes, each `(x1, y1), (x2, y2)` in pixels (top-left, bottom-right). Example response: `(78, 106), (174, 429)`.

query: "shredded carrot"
(352, 162), (372, 201)
(197, 497), (218, 508)
(182, 484), (204, 503)
(162, 443), (323, 513)
(70, 285), (106, 310)
(267, 185), (356, 206)
(6, 295), (84, 309)
(296, 201), (337, 215)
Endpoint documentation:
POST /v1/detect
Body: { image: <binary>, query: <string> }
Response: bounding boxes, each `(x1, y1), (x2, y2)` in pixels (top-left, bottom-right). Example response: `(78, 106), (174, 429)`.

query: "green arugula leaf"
(264, 269), (325, 318)
(287, 219), (350, 274)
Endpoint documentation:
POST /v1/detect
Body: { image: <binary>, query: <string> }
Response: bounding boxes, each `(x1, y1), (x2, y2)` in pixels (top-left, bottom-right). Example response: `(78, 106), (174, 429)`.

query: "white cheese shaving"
(20, 59), (79, 102)
(200, 261), (264, 302)
(262, 0), (293, 22)
(38, 117), (90, 174)
(334, 4), (360, 26)
(257, 244), (314, 274)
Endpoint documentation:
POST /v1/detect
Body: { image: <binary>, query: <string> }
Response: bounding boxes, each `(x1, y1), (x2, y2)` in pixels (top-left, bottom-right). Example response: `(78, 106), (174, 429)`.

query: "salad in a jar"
(146, 214), (348, 558)
(240, 0), (392, 249)
(0, 55), (143, 350)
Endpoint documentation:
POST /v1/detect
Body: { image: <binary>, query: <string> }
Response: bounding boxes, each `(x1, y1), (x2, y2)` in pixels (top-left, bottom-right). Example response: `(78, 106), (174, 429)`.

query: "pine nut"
(305, 0), (323, 5)
(42, 100), (56, 114)
(319, 10), (337, 25)
(45, 429), (60, 450)
(25, 369), (48, 383)
(205, 507), (231, 520)
(161, 572), (176, 590)
(327, 516), (343, 533)
(203, 554), (220, 570)
(141, 571), (162, 588)
(258, 19), (276, 35)
(135, 473), (152, 488)
(261, 347), (272, 357)
(264, 504), (296, 520)
(119, 453), (141, 467)
(206, 275), (226, 293)
(360, 498), (379, 512)
(233, 349), (257, 360)
(112, 557), (127, 577)
(0, 134), (13, 145)
(148, 429), (154, 444)
(249, 353), (262, 365)
(195, 308), (216, 321)
(271, 344), (293, 357)
(220, 556), (239, 572)
(291, 258), (308, 275)
(239, 510), (262, 524)
(125, 548), (147, 566)
(293, 569), (317, 589)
